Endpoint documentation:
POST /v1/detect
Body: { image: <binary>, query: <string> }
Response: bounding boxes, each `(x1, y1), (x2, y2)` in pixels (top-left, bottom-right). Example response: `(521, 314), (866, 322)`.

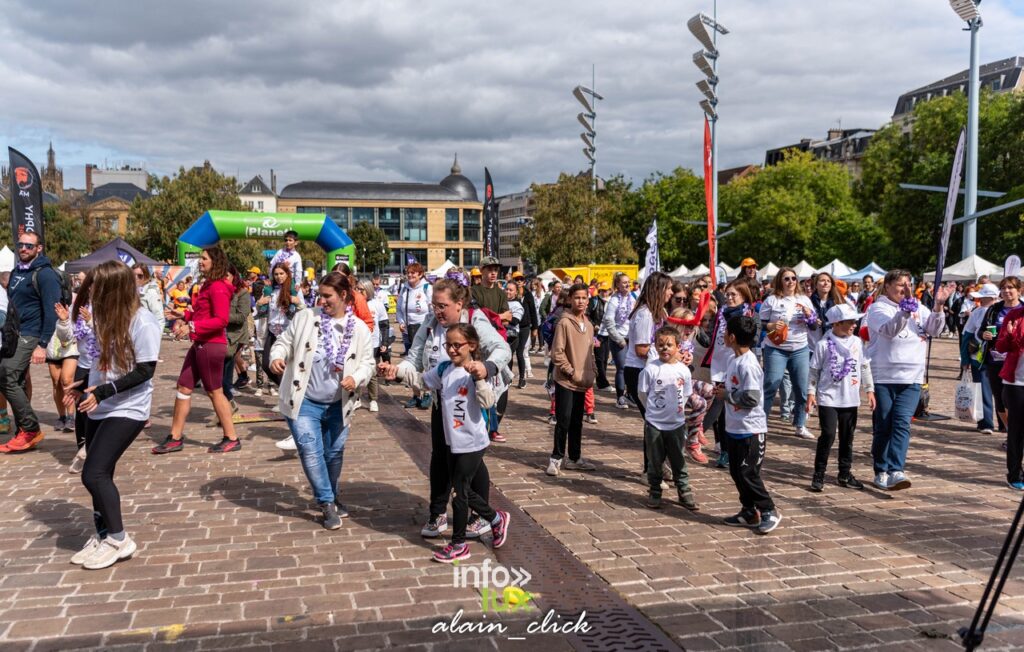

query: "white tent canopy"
(0, 246), (13, 273)
(792, 260), (817, 280)
(717, 263), (736, 282)
(667, 264), (690, 279)
(759, 262), (780, 279)
(816, 259), (853, 278)
(537, 270), (559, 284)
(841, 262), (887, 283)
(923, 254), (1002, 282)
(427, 259), (456, 279)
(685, 263), (710, 280)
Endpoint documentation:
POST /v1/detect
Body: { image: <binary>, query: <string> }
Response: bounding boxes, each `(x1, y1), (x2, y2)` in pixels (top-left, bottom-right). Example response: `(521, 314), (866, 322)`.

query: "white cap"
(826, 303), (864, 325)
(970, 282), (999, 299)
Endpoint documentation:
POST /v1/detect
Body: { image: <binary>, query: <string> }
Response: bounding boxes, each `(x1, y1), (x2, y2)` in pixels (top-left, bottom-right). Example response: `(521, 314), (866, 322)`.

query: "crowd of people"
(0, 231), (1019, 567)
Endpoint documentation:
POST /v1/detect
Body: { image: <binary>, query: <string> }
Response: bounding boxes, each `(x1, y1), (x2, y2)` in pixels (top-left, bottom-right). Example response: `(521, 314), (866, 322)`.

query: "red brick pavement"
(0, 336), (1021, 650)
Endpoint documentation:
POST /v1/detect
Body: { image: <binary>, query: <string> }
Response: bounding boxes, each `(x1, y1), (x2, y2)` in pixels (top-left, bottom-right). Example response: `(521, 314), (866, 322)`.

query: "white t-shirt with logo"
(809, 333), (867, 408)
(759, 294), (814, 351)
(638, 359), (692, 431)
(422, 363), (490, 453)
(89, 309), (162, 422)
(401, 282), (432, 326)
(625, 305), (658, 369)
(425, 322), (451, 371)
(305, 315), (350, 404)
(710, 312), (735, 383)
(724, 350), (767, 436)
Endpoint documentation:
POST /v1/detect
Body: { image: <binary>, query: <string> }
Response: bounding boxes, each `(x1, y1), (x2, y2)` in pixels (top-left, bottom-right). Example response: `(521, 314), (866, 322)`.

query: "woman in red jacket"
(153, 247), (240, 454)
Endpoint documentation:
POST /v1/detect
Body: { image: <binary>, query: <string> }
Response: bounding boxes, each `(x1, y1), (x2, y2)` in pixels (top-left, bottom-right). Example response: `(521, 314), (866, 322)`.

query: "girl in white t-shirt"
(65, 261), (162, 571)
(759, 266), (818, 439)
(395, 324), (510, 564)
(807, 304), (875, 493)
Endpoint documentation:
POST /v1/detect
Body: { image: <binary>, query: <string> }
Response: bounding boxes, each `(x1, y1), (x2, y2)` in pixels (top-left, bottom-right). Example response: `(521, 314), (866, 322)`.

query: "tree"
(856, 90), (1024, 274)
(127, 163), (264, 269)
(520, 173), (636, 270)
(349, 222), (391, 273)
(613, 169), (708, 269)
(0, 199), (101, 265)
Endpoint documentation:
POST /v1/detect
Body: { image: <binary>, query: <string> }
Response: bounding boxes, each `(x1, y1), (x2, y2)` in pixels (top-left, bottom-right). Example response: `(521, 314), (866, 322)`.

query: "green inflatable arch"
(176, 210), (355, 269)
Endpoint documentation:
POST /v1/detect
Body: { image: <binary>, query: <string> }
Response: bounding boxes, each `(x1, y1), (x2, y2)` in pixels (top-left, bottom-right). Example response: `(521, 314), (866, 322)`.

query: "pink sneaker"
(686, 442), (708, 464)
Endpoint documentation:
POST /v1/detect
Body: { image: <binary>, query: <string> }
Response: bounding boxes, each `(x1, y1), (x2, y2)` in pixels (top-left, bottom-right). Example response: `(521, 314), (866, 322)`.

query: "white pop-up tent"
(816, 259), (853, 278)
(759, 261), (780, 279)
(923, 254), (1002, 282)
(427, 259), (456, 279)
(667, 264), (690, 279)
(685, 263), (710, 280)
(792, 260), (817, 280)
(537, 270), (560, 284)
(841, 262), (887, 283)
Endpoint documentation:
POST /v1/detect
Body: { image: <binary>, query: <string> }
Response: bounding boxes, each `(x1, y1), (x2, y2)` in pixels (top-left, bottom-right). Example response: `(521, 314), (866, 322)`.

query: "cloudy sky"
(1, 0), (1022, 197)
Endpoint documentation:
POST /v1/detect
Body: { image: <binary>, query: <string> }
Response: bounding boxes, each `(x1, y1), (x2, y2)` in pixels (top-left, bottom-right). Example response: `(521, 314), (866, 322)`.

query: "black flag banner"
(7, 147), (45, 243)
(483, 168), (499, 259)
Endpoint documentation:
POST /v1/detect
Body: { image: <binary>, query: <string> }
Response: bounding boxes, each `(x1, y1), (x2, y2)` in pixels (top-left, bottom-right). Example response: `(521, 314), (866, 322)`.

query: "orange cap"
(740, 257), (757, 268)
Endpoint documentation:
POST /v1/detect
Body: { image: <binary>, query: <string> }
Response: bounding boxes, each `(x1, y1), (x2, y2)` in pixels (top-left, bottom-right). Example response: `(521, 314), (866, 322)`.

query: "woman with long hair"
(601, 272), (634, 409)
(530, 279), (545, 353)
(55, 272), (95, 473)
(759, 266), (817, 439)
(207, 265), (249, 426)
(625, 271), (673, 473)
(65, 261), (161, 569)
(154, 247), (240, 454)
(259, 262), (304, 389)
(269, 272), (374, 529)
(133, 264), (164, 323)
(976, 278), (1023, 439)
(808, 272), (843, 347)
(865, 270), (950, 490)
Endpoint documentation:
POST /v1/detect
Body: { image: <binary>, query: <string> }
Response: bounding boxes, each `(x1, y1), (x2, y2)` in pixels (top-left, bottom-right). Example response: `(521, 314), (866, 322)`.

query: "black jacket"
(586, 296), (606, 331)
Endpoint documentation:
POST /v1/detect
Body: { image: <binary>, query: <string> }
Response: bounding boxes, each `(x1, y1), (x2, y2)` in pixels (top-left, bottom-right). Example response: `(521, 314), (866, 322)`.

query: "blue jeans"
(779, 370), (794, 421)
(609, 339), (627, 399)
(871, 383), (921, 474)
(972, 366), (995, 430)
(762, 346), (810, 428)
(286, 398), (349, 504)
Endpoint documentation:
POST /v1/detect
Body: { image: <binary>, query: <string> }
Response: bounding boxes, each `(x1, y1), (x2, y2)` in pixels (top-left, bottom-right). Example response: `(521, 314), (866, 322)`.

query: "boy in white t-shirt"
(807, 304), (875, 492)
(715, 315), (782, 535)
(638, 326), (700, 511)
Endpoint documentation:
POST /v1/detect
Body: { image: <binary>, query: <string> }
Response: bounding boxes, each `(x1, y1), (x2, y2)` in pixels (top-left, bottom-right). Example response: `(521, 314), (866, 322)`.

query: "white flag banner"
(644, 219), (660, 279)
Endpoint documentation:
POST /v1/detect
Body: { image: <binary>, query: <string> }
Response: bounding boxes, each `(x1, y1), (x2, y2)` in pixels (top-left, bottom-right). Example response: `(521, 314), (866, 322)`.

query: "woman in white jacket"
(865, 270), (951, 491)
(269, 272), (375, 530)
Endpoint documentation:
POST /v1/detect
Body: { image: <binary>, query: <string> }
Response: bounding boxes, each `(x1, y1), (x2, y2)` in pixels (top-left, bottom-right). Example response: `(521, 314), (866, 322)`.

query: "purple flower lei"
(72, 310), (99, 362)
(614, 292), (634, 324)
(826, 337), (857, 382)
(320, 306), (355, 372)
(270, 248), (291, 271)
(680, 340), (695, 354)
(899, 297), (919, 314)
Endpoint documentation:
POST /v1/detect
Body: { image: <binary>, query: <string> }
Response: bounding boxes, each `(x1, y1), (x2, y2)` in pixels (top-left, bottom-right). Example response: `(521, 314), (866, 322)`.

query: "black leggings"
(513, 334), (529, 381)
(449, 449), (497, 545)
(1004, 384), (1024, 484)
(429, 399), (489, 517)
(261, 332), (281, 387)
(82, 416), (146, 536)
(814, 405), (857, 476)
(73, 366), (90, 449)
(703, 394), (726, 446)
(988, 362), (1007, 420)
(552, 383), (585, 461)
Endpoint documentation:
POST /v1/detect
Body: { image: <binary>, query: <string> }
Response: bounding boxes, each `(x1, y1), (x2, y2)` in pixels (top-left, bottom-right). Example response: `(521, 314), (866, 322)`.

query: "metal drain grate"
(378, 394), (682, 652)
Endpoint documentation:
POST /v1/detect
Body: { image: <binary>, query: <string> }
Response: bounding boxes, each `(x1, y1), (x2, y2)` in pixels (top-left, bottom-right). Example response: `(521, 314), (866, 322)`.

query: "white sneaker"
(83, 534), (137, 570)
(269, 387), (279, 397)
(353, 399), (364, 411)
(276, 435), (297, 451)
(795, 426), (815, 440)
(271, 404), (281, 413)
(68, 446), (87, 474)
(254, 388), (263, 397)
(546, 457), (562, 476)
(70, 535), (101, 565)
(369, 400), (379, 413)
(887, 471), (912, 491)
(873, 472), (889, 490)
(526, 371), (534, 379)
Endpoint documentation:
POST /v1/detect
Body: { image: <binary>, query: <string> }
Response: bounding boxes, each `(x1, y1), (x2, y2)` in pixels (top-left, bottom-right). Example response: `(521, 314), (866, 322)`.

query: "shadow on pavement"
(24, 498), (95, 552)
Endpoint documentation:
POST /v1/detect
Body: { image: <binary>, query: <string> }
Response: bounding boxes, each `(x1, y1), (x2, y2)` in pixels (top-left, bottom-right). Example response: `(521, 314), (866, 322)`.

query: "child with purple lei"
(806, 304), (876, 493)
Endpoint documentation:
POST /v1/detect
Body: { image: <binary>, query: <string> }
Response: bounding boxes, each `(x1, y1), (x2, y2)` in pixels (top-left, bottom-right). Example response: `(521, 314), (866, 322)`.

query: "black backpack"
(31, 267), (73, 307)
(0, 302), (21, 359)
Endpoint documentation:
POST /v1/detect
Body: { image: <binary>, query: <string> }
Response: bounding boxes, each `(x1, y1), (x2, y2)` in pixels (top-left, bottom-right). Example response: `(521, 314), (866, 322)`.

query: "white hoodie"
(865, 295), (944, 384)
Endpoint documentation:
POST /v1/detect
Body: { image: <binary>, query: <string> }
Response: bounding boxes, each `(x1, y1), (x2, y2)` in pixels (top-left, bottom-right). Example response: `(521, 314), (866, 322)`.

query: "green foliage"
(718, 151), (882, 269)
(127, 163), (254, 267)
(0, 199), (102, 265)
(856, 90), (1024, 273)
(613, 169), (707, 269)
(349, 222), (391, 273)
(521, 174), (637, 270)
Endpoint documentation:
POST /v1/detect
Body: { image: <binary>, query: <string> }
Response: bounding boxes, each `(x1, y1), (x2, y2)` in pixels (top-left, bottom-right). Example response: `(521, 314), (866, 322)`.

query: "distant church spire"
(451, 153), (461, 175)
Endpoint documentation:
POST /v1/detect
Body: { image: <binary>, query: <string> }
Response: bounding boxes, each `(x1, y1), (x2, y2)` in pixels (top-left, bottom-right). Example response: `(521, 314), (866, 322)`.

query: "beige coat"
(552, 312), (597, 392)
(270, 307), (374, 421)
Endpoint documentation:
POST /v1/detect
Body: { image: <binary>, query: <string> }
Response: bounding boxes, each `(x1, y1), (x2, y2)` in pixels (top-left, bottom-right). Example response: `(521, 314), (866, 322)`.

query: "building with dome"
(277, 157), (483, 272)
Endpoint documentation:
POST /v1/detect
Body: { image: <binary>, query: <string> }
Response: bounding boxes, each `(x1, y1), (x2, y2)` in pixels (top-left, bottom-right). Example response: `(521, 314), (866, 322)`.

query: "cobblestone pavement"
(0, 336), (1022, 651)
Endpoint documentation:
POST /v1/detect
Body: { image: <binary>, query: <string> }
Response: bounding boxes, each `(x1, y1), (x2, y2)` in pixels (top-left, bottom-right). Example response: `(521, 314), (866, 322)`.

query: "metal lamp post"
(688, 3), (728, 273)
(950, 0), (982, 257)
(574, 69), (603, 261)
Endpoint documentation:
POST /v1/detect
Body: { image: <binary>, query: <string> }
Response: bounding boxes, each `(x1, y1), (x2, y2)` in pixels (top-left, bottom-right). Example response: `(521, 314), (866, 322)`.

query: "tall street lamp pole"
(574, 71), (603, 262)
(950, 0), (982, 257)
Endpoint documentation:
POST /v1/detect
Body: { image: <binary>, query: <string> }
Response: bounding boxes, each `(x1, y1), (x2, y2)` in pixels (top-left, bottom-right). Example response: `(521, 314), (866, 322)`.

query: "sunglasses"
(672, 296), (686, 304)
(134, 272), (145, 278)
(782, 276), (797, 282)
(16, 242), (36, 250)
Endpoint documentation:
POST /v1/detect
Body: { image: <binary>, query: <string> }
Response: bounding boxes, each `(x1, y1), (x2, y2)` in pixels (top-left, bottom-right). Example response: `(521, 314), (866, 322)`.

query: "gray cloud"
(0, 0), (1021, 197)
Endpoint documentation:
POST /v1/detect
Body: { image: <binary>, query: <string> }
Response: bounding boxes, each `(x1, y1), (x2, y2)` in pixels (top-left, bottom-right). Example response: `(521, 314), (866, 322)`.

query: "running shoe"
(432, 542), (470, 564)
(615, 397), (629, 410)
(353, 399), (364, 411)
(333, 499), (350, 518)
(208, 437), (241, 453)
(418, 394), (432, 410)
(151, 436), (183, 454)
(490, 511), (510, 548)
(82, 534), (137, 570)
(547, 414), (557, 425)
(563, 458), (596, 471)
(1009, 481), (1024, 491)
(810, 472), (825, 493)
(837, 474), (864, 490)
(1, 430), (44, 453)
(723, 510), (759, 527)
(69, 447), (87, 474)
(233, 375), (250, 390)
(756, 510), (783, 535)
(319, 503), (342, 530)
(795, 426), (816, 440)
(489, 431), (507, 443)
(716, 451), (729, 469)
(873, 472), (889, 490)
(421, 514), (448, 537)
(546, 458), (561, 476)
(645, 494), (663, 509)
(678, 490), (699, 511)
(465, 515), (492, 539)
(696, 430), (710, 447)
(685, 442), (708, 465)
(275, 435), (297, 451)
(369, 401), (379, 413)
(584, 414), (598, 425)
(70, 534), (101, 565)
(517, 378), (527, 389)
(887, 471), (911, 491)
